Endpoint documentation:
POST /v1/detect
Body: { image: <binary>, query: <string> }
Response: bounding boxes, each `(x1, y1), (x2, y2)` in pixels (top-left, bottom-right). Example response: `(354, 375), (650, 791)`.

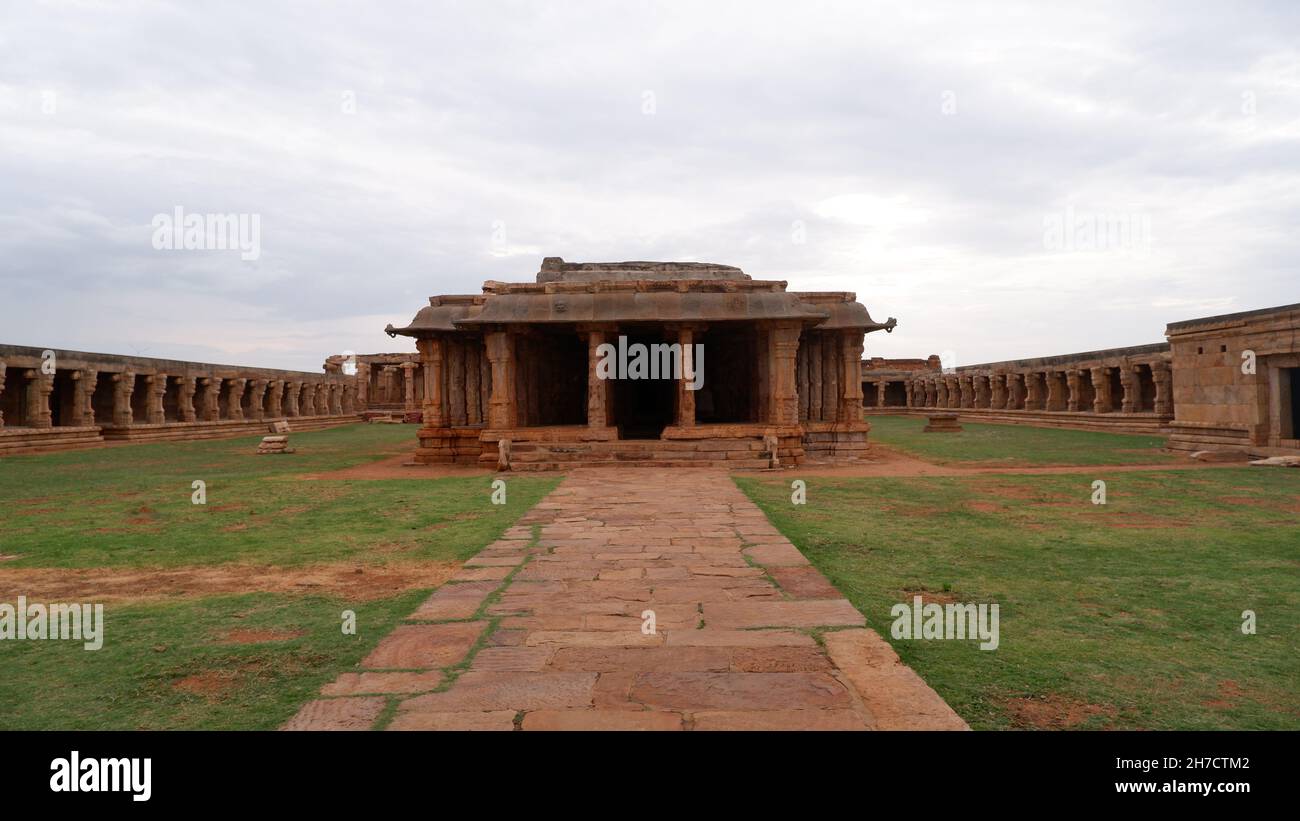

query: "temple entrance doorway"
(612, 330), (675, 440)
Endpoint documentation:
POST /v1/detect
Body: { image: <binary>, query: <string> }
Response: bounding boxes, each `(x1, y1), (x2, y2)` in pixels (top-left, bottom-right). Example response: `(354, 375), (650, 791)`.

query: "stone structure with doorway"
(864, 301), (1300, 457)
(1165, 303), (1300, 455)
(385, 257), (897, 469)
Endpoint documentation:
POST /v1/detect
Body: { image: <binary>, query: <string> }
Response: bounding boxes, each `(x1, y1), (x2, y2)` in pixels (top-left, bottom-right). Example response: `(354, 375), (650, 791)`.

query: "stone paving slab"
(284, 467), (966, 731)
(321, 671), (445, 696)
(282, 696), (387, 730)
(361, 622), (487, 669)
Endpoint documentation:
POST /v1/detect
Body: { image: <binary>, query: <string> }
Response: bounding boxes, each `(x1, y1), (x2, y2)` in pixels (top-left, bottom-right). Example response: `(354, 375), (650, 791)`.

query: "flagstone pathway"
(284, 468), (967, 731)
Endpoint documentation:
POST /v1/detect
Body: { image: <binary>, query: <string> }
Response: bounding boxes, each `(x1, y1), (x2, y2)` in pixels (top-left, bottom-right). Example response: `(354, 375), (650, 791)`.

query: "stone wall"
(1165, 303), (1300, 454)
(0, 345), (360, 455)
(866, 343), (1174, 435)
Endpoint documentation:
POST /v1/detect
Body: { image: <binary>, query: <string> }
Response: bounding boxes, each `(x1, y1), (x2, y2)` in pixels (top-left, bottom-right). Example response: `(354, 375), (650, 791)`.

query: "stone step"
(509, 439), (767, 454)
(507, 457), (774, 471)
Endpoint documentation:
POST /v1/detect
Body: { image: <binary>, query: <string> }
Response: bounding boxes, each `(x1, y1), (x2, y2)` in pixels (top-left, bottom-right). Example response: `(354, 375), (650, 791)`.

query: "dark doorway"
(51, 371), (75, 426)
(1107, 368), (1123, 412)
(612, 331), (675, 439)
(131, 374), (150, 423)
(92, 373), (115, 425)
(2, 367), (27, 426)
(697, 325), (757, 424)
(884, 381), (908, 407)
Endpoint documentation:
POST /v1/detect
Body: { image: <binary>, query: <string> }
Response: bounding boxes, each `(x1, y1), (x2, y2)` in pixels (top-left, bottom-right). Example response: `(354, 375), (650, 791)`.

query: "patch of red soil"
(736, 444), (1245, 478)
(126, 505), (156, 525)
(0, 561), (459, 604)
(173, 671), (238, 697)
(1202, 680), (1244, 710)
(1001, 693), (1118, 729)
(298, 453), (492, 480)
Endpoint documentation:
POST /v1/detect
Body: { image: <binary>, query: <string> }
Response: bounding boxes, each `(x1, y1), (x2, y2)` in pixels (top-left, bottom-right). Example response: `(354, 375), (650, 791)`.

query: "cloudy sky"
(1, 0), (1297, 372)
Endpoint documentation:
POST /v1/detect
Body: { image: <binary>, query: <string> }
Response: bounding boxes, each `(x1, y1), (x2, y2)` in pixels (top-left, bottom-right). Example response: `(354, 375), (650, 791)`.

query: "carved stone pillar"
(285, 381), (302, 417)
(262, 379), (280, 415)
(25, 369), (54, 428)
(1024, 372), (1043, 411)
(1044, 371), (1065, 411)
(904, 380), (914, 408)
(113, 372), (135, 427)
(329, 382), (343, 415)
(194, 377), (215, 421)
(417, 337), (446, 427)
(69, 369), (94, 426)
(946, 376), (961, 409)
(838, 330), (864, 422)
(356, 363), (370, 409)
(583, 330), (608, 430)
(315, 382), (330, 416)
(465, 344), (481, 425)
(990, 373), (1006, 409)
(342, 384), (355, 415)
(226, 378), (247, 421)
(875, 380), (887, 408)
(383, 367), (397, 404)
(177, 376), (197, 422)
(1090, 366), (1112, 413)
(770, 322), (802, 426)
(674, 326), (697, 427)
(1152, 361), (1173, 416)
(402, 363), (417, 412)
(146, 374), (167, 424)
(1119, 367), (1138, 414)
(958, 375), (973, 408)
(934, 378), (947, 408)
(485, 331), (515, 428)
(246, 379), (267, 421)
(0, 360), (6, 428)
(1005, 373), (1022, 410)
(1066, 369), (1082, 412)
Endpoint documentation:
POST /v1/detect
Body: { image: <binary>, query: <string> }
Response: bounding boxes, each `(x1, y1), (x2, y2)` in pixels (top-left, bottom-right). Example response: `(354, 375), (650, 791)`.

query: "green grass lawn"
(867, 413), (1175, 466)
(0, 590), (428, 730)
(736, 466), (1300, 730)
(0, 425), (560, 729)
(1, 424), (556, 568)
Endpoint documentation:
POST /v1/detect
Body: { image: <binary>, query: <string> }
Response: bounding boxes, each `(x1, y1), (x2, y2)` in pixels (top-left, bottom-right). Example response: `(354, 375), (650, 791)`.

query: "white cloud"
(0, 0), (1296, 367)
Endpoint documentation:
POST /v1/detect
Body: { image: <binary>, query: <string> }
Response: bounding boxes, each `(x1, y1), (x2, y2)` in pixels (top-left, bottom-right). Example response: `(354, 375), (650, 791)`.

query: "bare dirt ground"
(0, 561), (459, 604)
(298, 453), (491, 480)
(303, 444), (1229, 482)
(735, 444), (1237, 478)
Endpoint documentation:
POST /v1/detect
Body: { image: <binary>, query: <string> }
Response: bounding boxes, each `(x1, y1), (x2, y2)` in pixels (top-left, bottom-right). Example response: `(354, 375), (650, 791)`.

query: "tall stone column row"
(905, 362), (1173, 416)
(413, 322), (835, 437)
(0, 360), (357, 431)
(795, 328), (865, 425)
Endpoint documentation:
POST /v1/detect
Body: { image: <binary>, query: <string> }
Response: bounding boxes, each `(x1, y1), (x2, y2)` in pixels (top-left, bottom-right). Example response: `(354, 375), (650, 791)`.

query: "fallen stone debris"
(257, 435), (294, 455)
(1248, 455), (1300, 468)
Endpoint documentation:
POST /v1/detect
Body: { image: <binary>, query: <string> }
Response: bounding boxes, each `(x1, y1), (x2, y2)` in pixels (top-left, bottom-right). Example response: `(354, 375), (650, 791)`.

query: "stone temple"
(382, 257), (897, 469)
(0, 257), (1296, 465)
